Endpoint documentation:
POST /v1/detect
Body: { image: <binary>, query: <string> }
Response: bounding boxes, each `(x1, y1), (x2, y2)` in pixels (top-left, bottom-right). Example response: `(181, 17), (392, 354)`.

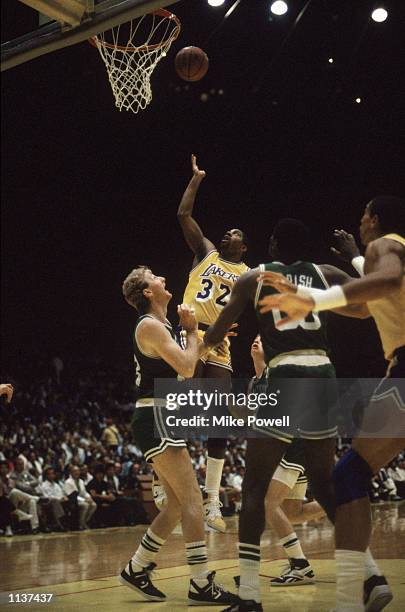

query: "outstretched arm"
(258, 239), (404, 327)
(203, 269), (259, 348)
(177, 154), (215, 260)
(258, 267), (369, 319)
(319, 264), (369, 318)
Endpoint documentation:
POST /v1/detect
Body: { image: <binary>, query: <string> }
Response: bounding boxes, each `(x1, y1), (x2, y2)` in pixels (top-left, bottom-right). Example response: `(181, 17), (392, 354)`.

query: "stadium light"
(270, 1), (288, 16)
(208, 0), (226, 7)
(371, 7), (388, 22)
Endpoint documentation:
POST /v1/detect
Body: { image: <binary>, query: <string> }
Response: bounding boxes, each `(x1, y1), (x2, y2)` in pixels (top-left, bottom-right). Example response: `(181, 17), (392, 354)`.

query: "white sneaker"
(14, 509), (33, 522)
(203, 498), (226, 533)
(5, 526), (13, 537)
(152, 475), (167, 511)
(270, 559), (315, 586)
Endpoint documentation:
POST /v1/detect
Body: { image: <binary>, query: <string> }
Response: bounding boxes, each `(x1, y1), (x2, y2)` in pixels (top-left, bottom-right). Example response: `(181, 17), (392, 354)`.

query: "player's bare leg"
(282, 498), (326, 524)
(121, 447), (236, 605)
(265, 476), (316, 586)
(237, 437), (288, 606)
(202, 362), (230, 533)
(332, 438), (405, 612)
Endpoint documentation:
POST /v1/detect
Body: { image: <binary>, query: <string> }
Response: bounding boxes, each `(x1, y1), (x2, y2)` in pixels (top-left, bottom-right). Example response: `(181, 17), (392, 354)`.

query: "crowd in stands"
(1, 358), (404, 536)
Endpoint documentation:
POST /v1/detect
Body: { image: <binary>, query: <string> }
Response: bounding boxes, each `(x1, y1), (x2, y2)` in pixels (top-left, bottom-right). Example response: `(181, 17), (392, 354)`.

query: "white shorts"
(272, 464), (308, 500)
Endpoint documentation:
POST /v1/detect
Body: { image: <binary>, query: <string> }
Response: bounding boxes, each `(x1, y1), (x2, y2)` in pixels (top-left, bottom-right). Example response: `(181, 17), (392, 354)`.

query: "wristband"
(296, 285), (325, 298)
(351, 255), (365, 277)
(312, 285), (347, 312)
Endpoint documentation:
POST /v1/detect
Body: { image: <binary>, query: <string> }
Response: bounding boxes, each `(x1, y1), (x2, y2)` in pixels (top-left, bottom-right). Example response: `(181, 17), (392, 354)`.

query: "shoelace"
(206, 572), (225, 596)
(207, 499), (223, 517)
(144, 563), (157, 579)
(210, 580), (226, 596)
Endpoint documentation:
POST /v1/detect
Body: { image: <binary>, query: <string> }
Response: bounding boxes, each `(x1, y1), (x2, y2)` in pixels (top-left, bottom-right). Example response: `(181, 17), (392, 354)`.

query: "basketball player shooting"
(178, 154), (249, 532)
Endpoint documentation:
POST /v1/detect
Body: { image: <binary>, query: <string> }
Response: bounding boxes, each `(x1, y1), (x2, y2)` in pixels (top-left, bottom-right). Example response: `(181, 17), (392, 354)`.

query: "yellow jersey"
(366, 233), (405, 360)
(183, 250), (249, 325)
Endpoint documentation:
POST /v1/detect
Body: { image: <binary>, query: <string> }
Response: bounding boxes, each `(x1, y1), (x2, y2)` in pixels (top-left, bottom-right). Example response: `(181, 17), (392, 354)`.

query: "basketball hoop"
(89, 8), (181, 113)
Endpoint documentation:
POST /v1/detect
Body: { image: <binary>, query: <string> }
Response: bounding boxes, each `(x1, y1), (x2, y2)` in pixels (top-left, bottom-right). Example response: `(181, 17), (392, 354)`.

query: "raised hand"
(258, 271), (297, 294)
(177, 304), (198, 333)
(191, 154), (206, 180)
(331, 229), (360, 262)
(0, 383), (14, 403)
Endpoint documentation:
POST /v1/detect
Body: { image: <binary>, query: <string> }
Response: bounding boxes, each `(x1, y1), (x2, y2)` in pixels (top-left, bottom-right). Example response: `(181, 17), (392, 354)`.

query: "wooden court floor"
(1, 503), (404, 611)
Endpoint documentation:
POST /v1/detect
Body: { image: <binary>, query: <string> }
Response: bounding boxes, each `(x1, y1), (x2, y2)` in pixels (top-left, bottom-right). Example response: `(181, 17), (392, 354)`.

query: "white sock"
(130, 528), (165, 571)
(279, 531), (306, 561)
(335, 549), (366, 612)
(239, 543), (261, 603)
(186, 541), (209, 581)
(364, 547), (382, 579)
(205, 457), (224, 499)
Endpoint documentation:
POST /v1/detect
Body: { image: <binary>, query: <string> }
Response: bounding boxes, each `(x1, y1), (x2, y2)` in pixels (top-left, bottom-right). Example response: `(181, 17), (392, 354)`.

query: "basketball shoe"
(270, 558), (315, 586)
(203, 498), (226, 533)
(364, 575), (393, 612)
(221, 599), (263, 611)
(188, 570), (238, 606)
(119, 561), (166, 601)
(329, 575), (393, 612)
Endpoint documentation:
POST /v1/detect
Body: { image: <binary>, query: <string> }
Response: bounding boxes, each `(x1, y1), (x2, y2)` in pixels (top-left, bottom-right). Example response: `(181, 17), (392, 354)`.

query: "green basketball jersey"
(133, 315), (178, 399)
(255, 261), (330, 362)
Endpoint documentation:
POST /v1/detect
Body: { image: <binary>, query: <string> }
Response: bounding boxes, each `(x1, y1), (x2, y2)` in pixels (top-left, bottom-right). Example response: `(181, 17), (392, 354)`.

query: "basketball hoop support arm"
(18, 0), (94, 28)
(2, 0), (178, 72)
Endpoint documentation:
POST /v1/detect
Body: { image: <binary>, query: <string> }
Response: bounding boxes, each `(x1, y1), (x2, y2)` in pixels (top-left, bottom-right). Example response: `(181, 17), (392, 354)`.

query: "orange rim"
(88, 8), (181, 52)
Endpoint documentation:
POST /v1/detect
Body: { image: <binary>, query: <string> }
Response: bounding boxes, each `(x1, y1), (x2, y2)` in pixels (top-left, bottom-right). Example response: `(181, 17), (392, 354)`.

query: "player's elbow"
(178, 360), (195, 379)
(177, 210), (190, 221)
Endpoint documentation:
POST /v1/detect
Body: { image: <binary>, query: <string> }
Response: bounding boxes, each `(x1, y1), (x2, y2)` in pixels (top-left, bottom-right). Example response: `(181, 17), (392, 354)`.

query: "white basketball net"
(91, 10), (180, 113)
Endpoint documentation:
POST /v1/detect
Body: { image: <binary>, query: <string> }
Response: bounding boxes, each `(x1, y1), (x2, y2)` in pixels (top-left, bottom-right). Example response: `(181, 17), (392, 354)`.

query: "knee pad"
(333, 449), (373, 506)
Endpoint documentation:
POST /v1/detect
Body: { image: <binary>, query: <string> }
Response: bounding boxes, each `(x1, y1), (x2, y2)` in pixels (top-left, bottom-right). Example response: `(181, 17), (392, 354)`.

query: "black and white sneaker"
(221, 599), (263, 612)
(188, 570), (238, 606)
(119, 561), (166, 601)
(364, 575), (393, 612)
(270, 559), (315, 586)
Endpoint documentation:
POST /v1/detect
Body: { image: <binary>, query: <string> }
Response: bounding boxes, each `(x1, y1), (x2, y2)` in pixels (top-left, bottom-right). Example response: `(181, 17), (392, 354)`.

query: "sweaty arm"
(203, 269), (259, 349)
(259, 240), (404, 324)
(259, 266), (369, 318)
(341, 239), (404, 303)
(137, 317), (200, 379)
(177, 154), (215, 261)
(318, 264), (370, 318)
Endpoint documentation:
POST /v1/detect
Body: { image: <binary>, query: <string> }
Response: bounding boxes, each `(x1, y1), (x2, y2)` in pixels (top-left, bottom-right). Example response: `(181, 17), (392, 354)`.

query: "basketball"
(175, 46), (209, 82)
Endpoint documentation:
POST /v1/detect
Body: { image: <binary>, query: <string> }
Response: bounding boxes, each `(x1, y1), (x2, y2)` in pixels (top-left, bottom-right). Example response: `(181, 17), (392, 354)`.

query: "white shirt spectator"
(63, 476), (91, 502)
(61, 443), (73, 464)
(231, 474), (244, 492)
(41, 480), (64, 500)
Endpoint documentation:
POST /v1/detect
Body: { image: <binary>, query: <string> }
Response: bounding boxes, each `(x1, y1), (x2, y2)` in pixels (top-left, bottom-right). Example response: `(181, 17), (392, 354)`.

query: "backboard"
(1, 0), (179, 71)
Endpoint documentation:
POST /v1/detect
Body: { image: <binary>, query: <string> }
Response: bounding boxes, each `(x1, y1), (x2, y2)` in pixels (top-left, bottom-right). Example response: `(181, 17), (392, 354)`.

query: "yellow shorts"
(198, 329), (232, 371)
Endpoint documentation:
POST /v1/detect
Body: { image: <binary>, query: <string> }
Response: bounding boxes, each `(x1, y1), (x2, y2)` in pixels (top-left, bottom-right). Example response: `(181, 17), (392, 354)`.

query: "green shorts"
(280, 438), (307, 478)
(131, 405), (187, 463)
(253, 362), (338, 442)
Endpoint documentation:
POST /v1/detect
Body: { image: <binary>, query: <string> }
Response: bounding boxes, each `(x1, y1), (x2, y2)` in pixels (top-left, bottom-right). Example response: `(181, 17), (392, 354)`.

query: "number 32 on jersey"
(196, 279), (231, 307)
